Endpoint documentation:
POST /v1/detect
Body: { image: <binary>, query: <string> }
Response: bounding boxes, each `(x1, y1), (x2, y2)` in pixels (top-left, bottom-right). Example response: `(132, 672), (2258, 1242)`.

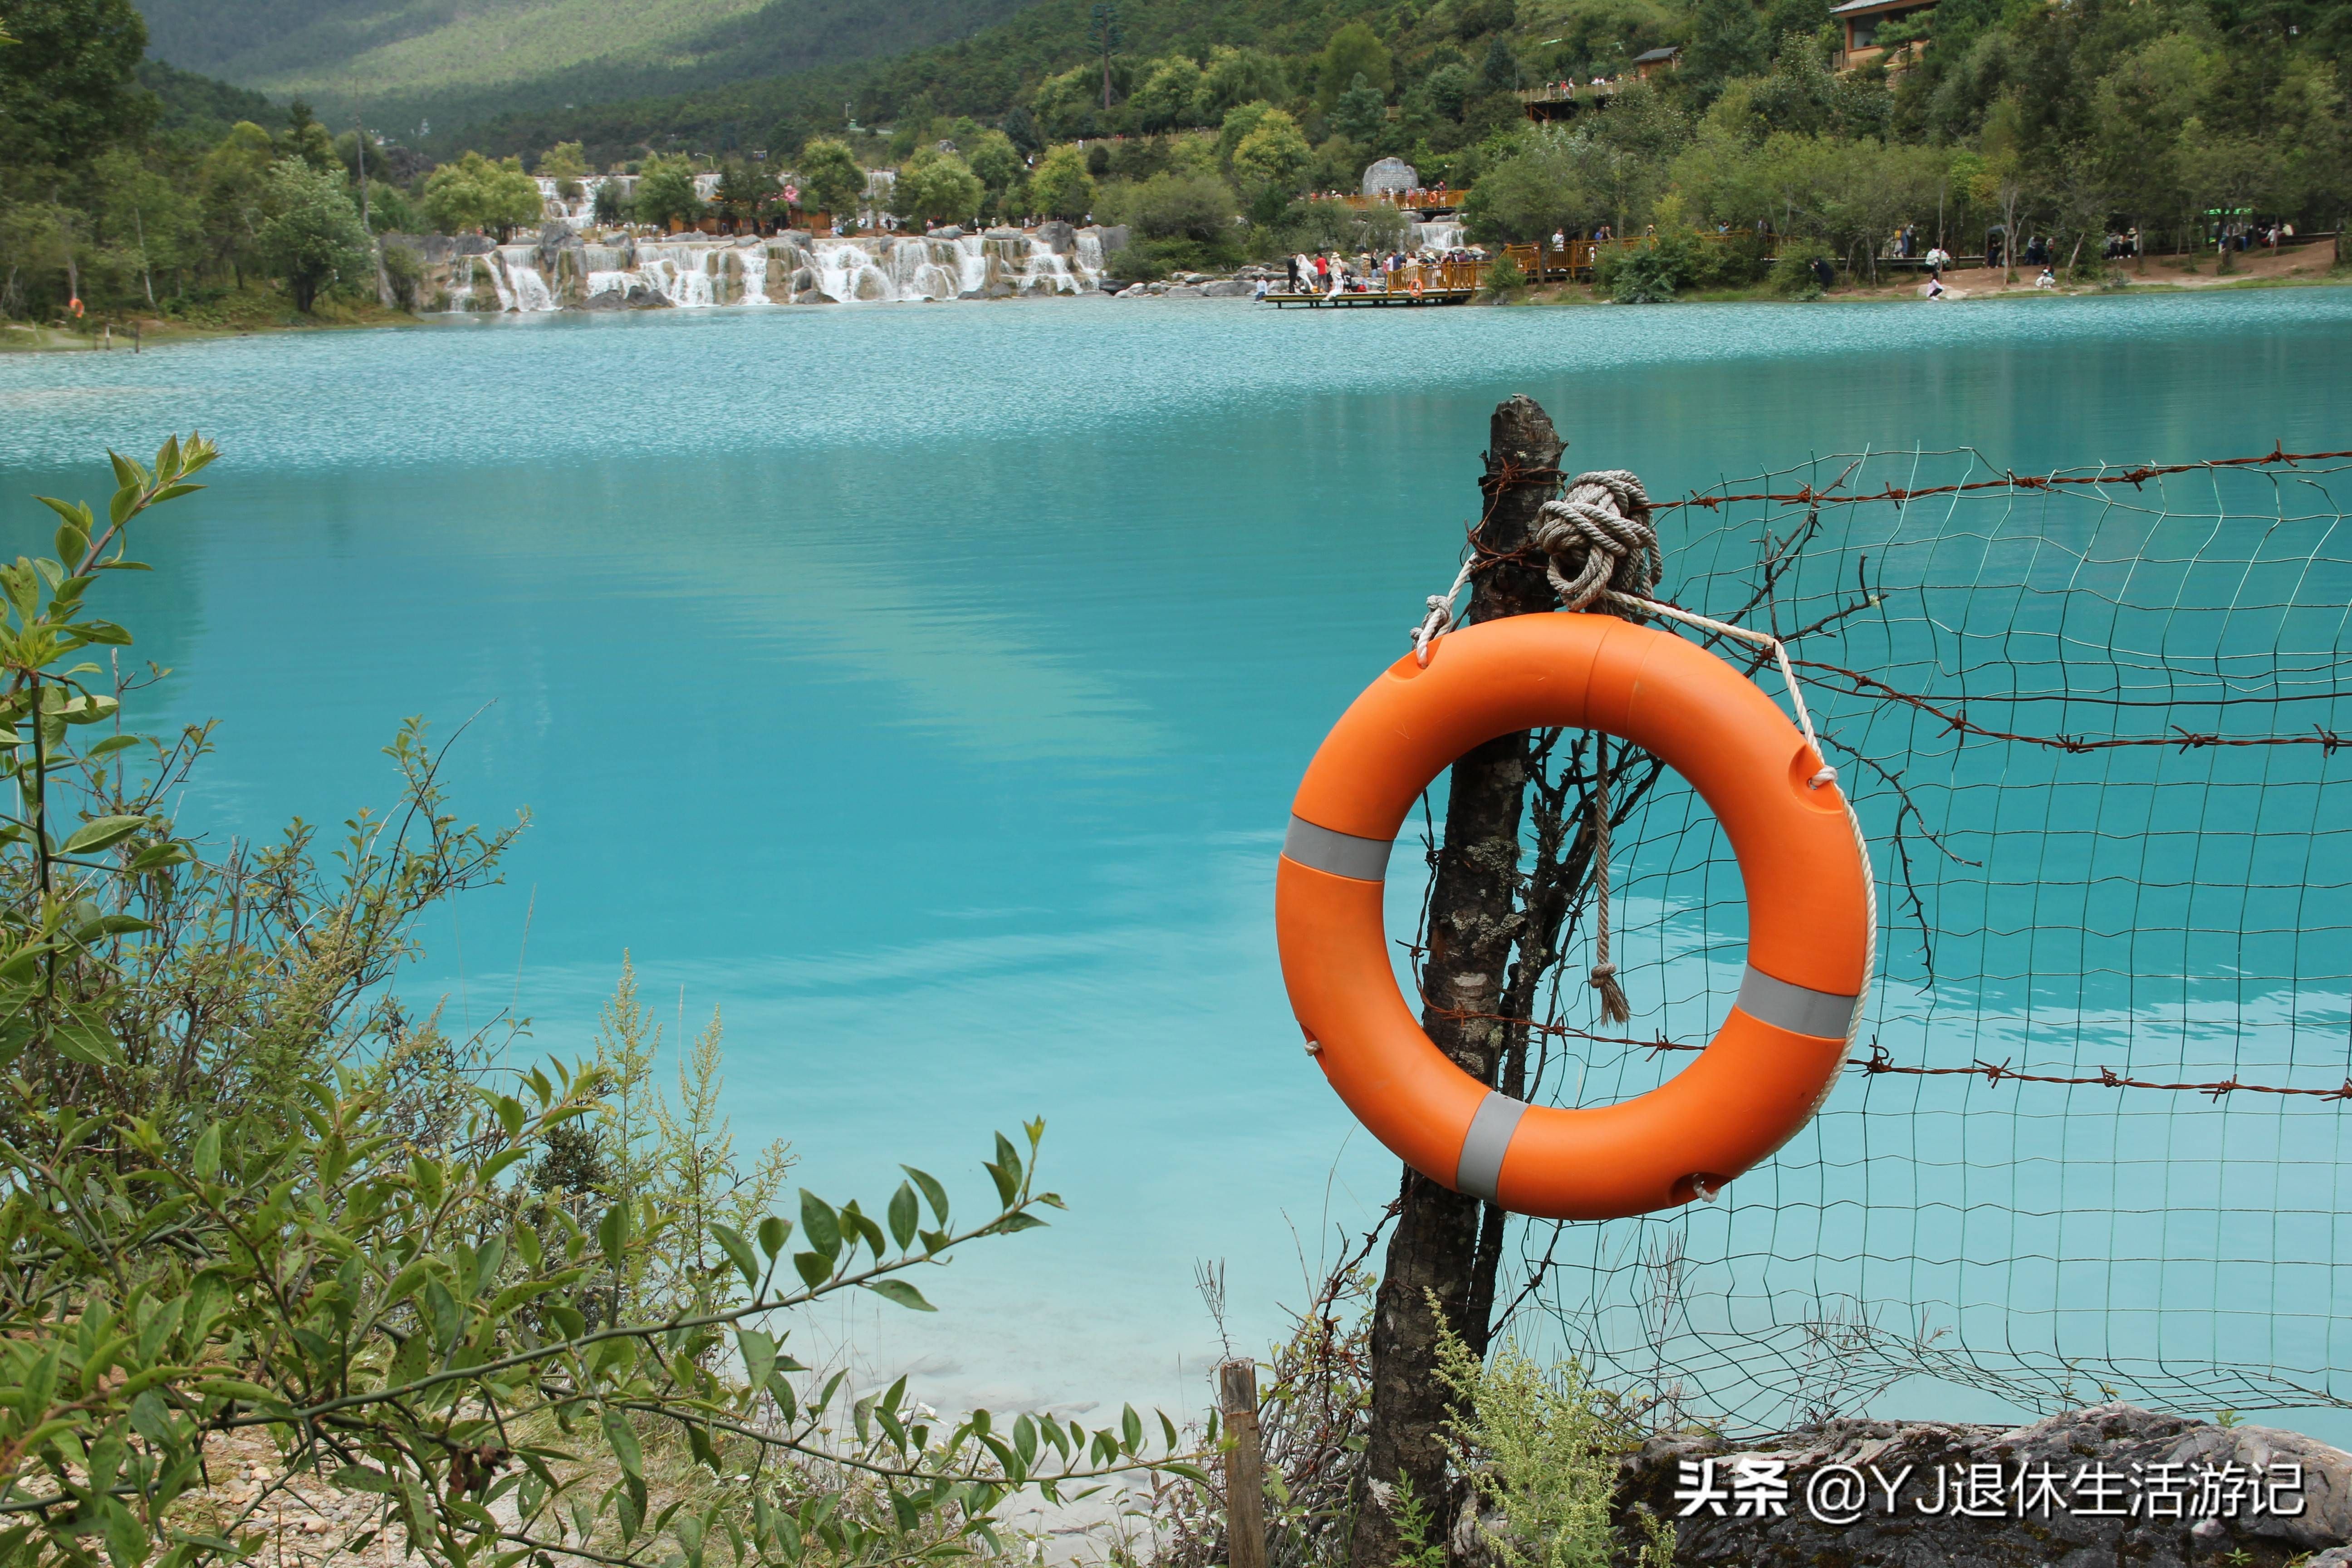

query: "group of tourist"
(1272, 247), (1484, 297)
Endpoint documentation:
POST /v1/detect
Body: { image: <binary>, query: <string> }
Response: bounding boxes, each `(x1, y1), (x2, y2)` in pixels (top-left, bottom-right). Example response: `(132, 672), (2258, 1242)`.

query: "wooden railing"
(1501, 231), (1775, 281)
(1304, 190), (1464, 212)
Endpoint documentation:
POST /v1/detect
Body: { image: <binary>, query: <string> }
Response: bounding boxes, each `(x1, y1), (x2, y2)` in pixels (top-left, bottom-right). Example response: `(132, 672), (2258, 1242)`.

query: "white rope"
(1533, 471), (1660, 612)
(1410, 557), (1476, 667)
(1602, 588), (1880, 1045)
(1602, 589), (1833, 787)
(1405, 474), (1877, 1042)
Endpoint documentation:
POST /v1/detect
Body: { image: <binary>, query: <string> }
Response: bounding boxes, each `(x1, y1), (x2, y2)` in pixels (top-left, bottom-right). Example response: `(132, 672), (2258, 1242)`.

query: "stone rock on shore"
(1201, 279), (1252, 297)
(1611, 1404), (2352, 1568)
(1035, 220), (1076, 255)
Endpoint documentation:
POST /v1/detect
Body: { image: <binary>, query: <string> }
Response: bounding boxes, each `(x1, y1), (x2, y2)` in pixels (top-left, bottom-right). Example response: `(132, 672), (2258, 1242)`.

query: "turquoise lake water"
(2, 290), (2348, 1430)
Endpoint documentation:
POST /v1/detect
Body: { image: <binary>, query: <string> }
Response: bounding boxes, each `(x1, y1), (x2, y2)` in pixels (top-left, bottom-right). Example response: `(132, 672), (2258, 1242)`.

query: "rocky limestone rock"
(1613, 1404), (2352, 1568)
(1200, 279), (1252, 297)
(1114, 282), (1151, 298)
(1161, 284), (1205, 298)
(452, 234), (495, 256)
(985, 226), (1026, 241)
(1092, 223), (1130, 255)
(1363, 155), (1419, 197)
(1035, 220), (1076, 255)
(927, 225), (964, 240)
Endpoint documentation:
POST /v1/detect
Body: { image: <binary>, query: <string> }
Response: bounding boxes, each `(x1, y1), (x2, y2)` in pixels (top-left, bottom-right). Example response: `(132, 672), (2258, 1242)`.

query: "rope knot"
(1533, 470), (1660, 614)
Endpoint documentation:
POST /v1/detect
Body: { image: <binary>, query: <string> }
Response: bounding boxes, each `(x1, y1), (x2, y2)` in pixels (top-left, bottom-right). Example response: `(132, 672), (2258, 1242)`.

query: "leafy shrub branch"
(0, 439), (1205, 1568)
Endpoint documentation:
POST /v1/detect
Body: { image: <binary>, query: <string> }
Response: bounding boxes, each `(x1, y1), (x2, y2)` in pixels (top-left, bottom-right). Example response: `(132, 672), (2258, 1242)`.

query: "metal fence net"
(1498, 449), (2352, 1436)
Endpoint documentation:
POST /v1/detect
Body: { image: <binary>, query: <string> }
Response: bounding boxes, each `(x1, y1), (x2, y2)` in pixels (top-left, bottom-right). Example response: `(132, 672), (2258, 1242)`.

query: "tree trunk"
(1349, 394), (1563, 1568)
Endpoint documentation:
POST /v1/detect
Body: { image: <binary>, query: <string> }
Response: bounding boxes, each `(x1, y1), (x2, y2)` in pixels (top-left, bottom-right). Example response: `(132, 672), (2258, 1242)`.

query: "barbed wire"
(1426, 1004), (2352, 1102)
(1653, 446), (2352, 514)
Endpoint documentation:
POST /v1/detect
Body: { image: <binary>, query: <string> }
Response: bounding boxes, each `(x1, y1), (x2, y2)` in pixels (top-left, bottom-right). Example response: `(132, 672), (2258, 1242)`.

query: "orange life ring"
(1276, 611), (1872, 1220)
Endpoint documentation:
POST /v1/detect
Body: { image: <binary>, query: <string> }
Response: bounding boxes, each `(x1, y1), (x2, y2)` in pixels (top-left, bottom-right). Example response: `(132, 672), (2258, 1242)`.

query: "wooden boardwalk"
(1264, 286), (1476, 308)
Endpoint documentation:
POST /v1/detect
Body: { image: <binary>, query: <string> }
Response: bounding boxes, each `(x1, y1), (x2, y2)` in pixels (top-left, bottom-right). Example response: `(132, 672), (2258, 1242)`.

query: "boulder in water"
(985, 226), (1025, 241)
(927, 225), (963, 240)
(1201, 279), (1252, 297)
(1089, 224), (1130, 256)
(1035, 220), (1076, 255)
(1161, 284), (1205, 299)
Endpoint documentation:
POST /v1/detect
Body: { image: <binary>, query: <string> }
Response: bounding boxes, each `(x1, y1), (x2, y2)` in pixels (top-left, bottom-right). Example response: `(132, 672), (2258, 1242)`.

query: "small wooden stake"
(1219, 1360), (1267, 1568)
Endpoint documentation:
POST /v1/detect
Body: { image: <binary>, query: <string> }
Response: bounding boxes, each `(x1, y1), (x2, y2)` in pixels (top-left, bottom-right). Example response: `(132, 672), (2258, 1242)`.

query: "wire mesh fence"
(1486, 447), (2352, 1436)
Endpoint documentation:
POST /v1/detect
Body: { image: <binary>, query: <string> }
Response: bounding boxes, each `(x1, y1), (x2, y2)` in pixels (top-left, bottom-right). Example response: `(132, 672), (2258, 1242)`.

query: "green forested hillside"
(130, 0), (1041, 132)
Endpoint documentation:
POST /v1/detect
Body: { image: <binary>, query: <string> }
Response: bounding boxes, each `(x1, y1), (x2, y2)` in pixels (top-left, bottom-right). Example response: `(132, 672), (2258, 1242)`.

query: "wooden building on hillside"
(1830, 0), (1931, 67)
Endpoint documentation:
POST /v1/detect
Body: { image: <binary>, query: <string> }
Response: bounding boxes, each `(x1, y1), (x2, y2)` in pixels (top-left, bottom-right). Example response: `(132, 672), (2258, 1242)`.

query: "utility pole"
(1347, 395), (1565, 1568)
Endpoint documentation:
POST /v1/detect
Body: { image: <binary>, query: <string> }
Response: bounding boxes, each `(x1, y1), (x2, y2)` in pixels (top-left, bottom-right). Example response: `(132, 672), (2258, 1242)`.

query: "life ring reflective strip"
(1274, 611), (1872, 1221)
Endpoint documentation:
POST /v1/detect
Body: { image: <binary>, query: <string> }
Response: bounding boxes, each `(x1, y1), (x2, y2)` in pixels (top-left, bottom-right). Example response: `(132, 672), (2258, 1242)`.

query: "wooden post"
(1349, 396), (1565, 1568)
(1219, 1360), (1267, 1568)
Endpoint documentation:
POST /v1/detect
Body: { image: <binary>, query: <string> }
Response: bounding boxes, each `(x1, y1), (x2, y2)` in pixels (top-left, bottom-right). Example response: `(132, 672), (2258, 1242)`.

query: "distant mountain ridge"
(131, 0), (1042, 134)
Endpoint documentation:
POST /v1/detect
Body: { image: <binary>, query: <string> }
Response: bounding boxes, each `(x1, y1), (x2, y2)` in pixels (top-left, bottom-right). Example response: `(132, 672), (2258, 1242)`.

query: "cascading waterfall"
(886, 237), (963, 301)
(736, 244), (771, 304)
(1018, 239), (1077, 295)
(636, 245), (718, 307)
(497, 247), (560, 312)
(495, 228), (1133, 308)
(808, 240), (897, 302)
(1411, 220), (1466, 252)
(446, 258), (475, 311)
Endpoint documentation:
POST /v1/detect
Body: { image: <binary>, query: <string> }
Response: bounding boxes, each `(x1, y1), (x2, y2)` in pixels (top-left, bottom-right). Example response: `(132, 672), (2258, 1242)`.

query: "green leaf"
(602, 1409), (644, 1480)
(901, 1166), (951, 1225)
(54, 523), (88, 566)
(887, 1182), (919, 1251)
(192, 1124), (221, 1180)
(709, 1222), (760, 1291)
(757, 1214), (791, 1259)
(423, 1275), (464, 1354)
(798, 1190), (841, 1261)
(126, 843), (191, 872)
(1121, 1405), (1143, 1453)
(61, 815), (149, 854)
(32, 496), (94, 533)
(72, 914), (153, 941)
(52, 1014), (125, 1068)
(994, 1212), (1049, 1234)
(737, 1328), (776, 1391)
(494, 1094), (524, 1139)
(99, 1498), (148, 1568)
(598, 1202), (631, 1261)
(860, 1279), (936, 1313)
(791, 1251), (832, 1291)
